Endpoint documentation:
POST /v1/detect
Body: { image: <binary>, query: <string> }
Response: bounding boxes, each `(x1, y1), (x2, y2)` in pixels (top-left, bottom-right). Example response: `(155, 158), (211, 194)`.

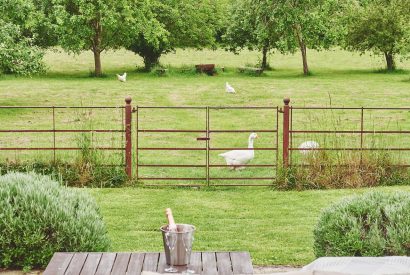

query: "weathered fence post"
(282, 98), (290, 168)
(125, 96), (132, 178)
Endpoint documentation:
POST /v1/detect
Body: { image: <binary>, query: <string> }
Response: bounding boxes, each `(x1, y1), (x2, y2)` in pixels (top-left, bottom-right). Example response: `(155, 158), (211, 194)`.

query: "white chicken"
(298, 141), (319, 155)
(225, 82), (236, 93)
(117, 72), (127, 82)
(219, 133), (258, 170)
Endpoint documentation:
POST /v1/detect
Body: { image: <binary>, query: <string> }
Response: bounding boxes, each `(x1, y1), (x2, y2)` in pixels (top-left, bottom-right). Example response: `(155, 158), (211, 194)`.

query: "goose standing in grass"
(117, 72), (127, 82)
(219, 133), (258, 170)
(225, 82), (235, 93)
(298, 140), (319, 155)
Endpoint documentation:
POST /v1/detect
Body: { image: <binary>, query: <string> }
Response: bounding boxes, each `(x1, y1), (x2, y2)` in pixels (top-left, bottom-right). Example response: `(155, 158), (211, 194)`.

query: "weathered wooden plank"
(230, 252), (253, 274)
(79, 253), (102, 275)
(110, 253), (131, 275)
(94, 253), (116, 275)
(126, 253), (145, 275)
(142, 252), (159, 272)
(202, 252), (218, 275)
(190, 252), (202, 274)
(216, 252), (233, 275)
(65, 253), (88, 275)
(157, 252), (167, 273)
(43, 252), (74, 275)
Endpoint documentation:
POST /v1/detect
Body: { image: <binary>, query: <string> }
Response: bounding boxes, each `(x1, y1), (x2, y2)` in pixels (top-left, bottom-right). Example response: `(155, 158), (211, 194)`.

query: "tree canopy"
(0, 0), (46, 75)
(51, 0), (147, 76)
(128, 0), (223, 71)
(224, 0), (340, 75)
(0, 20), (45, 75)
(224, 0), (281, 70)
(343, 0), (410, 71)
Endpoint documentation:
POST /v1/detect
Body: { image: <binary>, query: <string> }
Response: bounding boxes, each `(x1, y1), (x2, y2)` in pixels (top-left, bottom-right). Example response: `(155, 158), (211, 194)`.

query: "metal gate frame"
(134, 106), (279, 186)
(282, 98), (410, 168)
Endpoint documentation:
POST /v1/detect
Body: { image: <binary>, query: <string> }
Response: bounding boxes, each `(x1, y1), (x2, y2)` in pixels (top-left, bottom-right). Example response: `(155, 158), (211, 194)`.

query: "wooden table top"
(43, 252), (253, 275)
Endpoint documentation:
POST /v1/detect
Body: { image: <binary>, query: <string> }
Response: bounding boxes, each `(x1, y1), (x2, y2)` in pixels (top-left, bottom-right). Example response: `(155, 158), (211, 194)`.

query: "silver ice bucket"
(160, 224), (195, 266)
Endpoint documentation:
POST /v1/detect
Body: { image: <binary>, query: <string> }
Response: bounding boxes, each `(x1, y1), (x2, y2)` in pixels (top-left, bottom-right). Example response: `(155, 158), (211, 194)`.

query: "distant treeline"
(1, 0), (409, 76)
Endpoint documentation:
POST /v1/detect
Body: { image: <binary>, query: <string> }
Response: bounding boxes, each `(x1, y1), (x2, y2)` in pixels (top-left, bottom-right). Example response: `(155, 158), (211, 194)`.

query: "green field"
(0, 48), (409, 185)
(91, 185), (410, 265)
(1, 49), (410, 266)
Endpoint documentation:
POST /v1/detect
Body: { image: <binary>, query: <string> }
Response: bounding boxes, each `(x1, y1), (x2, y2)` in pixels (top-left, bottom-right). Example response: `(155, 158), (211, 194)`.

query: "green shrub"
(0, 172), (110, 270)
(0, 20), (45, 76)
(0, 161), (127, 188)
(314, 191), (410, 257)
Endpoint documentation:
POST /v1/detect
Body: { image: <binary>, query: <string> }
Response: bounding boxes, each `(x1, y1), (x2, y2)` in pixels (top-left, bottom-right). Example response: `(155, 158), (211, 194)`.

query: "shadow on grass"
(2, 65), (409, 81)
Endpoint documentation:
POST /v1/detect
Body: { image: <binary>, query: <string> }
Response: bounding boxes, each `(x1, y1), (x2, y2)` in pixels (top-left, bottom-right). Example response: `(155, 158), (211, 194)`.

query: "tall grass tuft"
(0, 110), (127, 187)
(276, 151), (409, 190)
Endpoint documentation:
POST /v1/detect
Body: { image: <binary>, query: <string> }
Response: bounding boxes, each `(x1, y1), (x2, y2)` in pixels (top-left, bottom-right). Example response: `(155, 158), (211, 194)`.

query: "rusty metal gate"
(135, 106), (279, 186)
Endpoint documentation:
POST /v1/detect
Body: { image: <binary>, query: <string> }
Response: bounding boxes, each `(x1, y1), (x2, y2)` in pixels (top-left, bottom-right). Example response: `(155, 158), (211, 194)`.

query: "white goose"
(298, 140), (319, 155)
(219, 133), (258, 169)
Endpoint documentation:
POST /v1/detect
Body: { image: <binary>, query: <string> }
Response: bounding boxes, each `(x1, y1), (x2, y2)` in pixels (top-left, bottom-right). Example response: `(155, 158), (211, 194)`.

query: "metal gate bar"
(207, 106), (278, 186)
(136, 106), (207, 183)
(136, 106), (279, 186)
(284, 102), (410, 168)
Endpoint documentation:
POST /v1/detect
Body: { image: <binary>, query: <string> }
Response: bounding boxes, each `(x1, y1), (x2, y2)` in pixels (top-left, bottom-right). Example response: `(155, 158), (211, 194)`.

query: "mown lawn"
(91, 185), (410, 266)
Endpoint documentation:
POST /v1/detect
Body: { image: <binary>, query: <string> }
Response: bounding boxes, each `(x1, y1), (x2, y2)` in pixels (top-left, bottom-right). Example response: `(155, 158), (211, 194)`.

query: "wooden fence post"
(282, 98), (290, 168)
(125, 96), (132, 178)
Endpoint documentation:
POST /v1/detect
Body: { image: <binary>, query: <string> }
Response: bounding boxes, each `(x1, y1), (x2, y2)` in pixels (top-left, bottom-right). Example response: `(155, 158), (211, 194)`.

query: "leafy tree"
(128, 0), (223, 71)
(0, 0), (58, 48)
(343, 0), (410, 71)
(0, 0), (53, 75)
(270, 0), (340, 75)
(224, 0), (280, 70)
(52, 0), (145, 76)
(0, 20), (45, 75)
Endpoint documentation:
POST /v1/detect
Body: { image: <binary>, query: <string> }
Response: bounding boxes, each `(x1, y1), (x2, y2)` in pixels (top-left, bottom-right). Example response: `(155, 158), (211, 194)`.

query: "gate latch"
(196, 137), (210, 141)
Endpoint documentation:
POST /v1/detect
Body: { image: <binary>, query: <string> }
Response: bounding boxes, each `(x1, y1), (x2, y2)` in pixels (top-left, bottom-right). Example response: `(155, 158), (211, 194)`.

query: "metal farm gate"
(2, 97), (409, 186)
(135, 106), (279, 186)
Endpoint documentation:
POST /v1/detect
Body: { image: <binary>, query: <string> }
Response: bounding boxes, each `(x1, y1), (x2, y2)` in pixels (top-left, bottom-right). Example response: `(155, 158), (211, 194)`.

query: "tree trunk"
(261, 46), (268, 70)
(300, 43), (309, 75)
(143, 53), (161, 71)
(93, 50), (102, 76)
(92, 18), (103, 77)
(384, 52), (395, 71)
(294, 25), (309, 75)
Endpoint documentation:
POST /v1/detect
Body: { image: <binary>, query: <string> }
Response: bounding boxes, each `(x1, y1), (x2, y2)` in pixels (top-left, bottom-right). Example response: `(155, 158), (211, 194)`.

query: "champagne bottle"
(165, 208), (177, 232)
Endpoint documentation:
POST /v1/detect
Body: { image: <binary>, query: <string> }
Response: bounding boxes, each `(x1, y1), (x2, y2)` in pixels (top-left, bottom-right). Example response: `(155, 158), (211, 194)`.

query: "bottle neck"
(165, 208), (177, 231)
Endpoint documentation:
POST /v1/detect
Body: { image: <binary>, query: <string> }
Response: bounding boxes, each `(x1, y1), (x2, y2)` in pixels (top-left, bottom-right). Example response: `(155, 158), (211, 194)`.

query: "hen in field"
(117, 72), (127, 82)
(298, 141), (319, 155)
(219, 133), (258, 170)
(225, 82), (235, 93)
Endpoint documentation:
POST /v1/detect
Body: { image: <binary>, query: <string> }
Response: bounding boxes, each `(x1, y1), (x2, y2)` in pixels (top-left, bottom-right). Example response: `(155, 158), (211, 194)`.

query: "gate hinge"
(278, 108), (284, 113)
(196, 137), (210, 141)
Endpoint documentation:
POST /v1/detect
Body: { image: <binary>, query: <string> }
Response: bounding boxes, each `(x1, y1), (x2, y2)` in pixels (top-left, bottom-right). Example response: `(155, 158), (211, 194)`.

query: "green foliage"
(225, 0), (340, 74)
(51, 0), (144, 76)
(0, 172), (110, 270)
(223, 0), (281, 69)
(314, 191), (410, 257)
(343, 0), (410, 70)
(128, 0), (223, 71)
(0, 161), (127, 188)
(0, 0), (58, 48)
(0, 20), (45, 75)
